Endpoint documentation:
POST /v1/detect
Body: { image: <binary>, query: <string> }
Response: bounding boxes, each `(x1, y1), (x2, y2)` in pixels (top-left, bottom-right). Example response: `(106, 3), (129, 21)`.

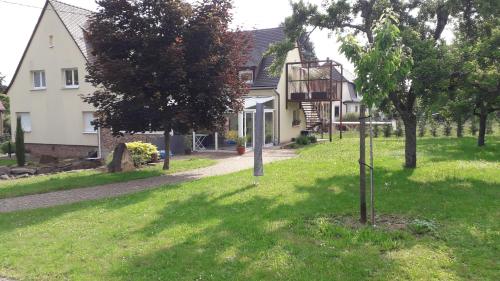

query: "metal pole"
(369, 108), (375, 226)
(340, 65), (343, 139)
(359, 104), (367, 224)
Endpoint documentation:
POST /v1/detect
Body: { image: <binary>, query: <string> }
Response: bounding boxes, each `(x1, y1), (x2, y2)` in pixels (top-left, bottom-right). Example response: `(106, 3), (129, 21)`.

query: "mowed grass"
(0, 157), (216, 199)
(0, 158), (16, 167)
(0, 136), (498, 281)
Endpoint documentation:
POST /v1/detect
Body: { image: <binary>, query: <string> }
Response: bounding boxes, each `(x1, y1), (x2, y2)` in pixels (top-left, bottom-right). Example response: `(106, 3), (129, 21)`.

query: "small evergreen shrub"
(430, 119), (439, 137)
(296, 135), (311, 145)
(373, 124), (379, 138)
(15, 117), (26, 167)
(0, 141), (15, 154)
(308, 135), (317, 143)
(126, 141), (159, 167)
(394, 121), (403, 137)
(443, 121), (452, 136)
(383, 124), (392, 137)
(343, 112), (360, 122)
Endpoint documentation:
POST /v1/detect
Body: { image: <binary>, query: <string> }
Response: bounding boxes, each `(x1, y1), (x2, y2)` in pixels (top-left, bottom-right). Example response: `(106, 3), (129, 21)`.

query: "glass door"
(244, 112), (254, 148)
(265, 111), (274, 145)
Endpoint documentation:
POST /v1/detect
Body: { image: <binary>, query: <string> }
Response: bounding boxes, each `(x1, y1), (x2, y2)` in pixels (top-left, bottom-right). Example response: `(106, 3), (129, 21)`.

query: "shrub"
(0, 141), (15, 154)
(443, 121), (452, 136)
(236, 137), (245, 147)
(470, 118), (478, 135)
(343, 112), (360, 122)
(15, 117), (26, 167)
(418, 119), (426, 137)
(430, 119), (439, 137)
(296, 135), (311, 145)
(373, 124), (379, 138)
(383, 124), (392, 137)
(394, 120), (403, 137)
(125, 141), (159, 167)
(308, 135), (317, 143)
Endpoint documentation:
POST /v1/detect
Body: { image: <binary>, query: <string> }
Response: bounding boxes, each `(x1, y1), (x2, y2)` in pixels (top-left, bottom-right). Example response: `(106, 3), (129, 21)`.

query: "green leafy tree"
(269, 1), (453, 168)
(15, 117), (25, 167)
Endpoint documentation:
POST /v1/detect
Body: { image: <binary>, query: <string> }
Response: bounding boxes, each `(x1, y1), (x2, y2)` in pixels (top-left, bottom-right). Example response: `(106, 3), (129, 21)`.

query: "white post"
(238, 112), (244, 138)
(215, 132), (219, 151)
(192, 131), (196, 151)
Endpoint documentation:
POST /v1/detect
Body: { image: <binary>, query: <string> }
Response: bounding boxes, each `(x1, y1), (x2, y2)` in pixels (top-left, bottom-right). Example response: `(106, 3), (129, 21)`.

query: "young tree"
(268, 0), (453, 168)
(85, 0), (249, 170)
(15, 117), (25, 167)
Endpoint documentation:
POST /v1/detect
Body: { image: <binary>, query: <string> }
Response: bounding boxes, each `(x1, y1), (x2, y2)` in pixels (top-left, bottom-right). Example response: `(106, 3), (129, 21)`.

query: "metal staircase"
(301, 101), (322, 130)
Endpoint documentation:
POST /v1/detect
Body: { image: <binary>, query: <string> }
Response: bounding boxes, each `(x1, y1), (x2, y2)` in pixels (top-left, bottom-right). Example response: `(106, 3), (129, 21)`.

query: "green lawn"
(0, 158), (16, 167)
(0, 157), (216, 199)
(0, 136), (498, 280)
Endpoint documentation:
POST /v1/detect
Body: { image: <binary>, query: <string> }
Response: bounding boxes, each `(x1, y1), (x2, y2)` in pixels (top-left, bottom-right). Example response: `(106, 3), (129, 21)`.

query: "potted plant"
(184, 135), (192, 155)
(236, 137), (246, 155)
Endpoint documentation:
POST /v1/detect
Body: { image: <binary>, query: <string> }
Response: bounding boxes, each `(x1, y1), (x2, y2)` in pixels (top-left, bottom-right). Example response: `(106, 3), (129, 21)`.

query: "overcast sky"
(0, 0), (356, 84)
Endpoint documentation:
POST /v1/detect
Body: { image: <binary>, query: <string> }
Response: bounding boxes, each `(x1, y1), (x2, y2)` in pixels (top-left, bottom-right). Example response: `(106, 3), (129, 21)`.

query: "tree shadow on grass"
(417, 136), (500, 163)
(107, 166), (498, 280)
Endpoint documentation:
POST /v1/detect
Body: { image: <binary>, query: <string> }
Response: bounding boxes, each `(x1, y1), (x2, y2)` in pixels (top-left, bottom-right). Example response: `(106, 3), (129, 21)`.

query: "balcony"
(286, 60), (344, 103)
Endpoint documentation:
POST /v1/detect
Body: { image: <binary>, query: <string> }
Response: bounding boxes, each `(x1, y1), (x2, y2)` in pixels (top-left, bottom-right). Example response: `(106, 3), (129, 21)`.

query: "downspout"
(273, 89), (281, 145)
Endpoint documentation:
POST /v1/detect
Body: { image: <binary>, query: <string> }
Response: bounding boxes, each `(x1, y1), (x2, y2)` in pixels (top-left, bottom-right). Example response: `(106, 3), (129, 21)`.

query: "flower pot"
(237, 146), (246, 155)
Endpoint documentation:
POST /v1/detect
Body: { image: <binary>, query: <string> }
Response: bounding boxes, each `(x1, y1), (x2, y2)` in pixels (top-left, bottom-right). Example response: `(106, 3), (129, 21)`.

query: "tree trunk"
(478, 111), (487, 147)
(163, 129), (171, 170)
(359, 105), (367, 224)
(456, 115), (463, 138)
(402, 113), (417, 168)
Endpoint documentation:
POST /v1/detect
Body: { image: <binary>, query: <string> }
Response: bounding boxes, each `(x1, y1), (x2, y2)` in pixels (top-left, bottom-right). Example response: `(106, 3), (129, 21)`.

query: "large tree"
(451, 0), (499, 146)
(85, 0), (249, 169)
(269, 0), (453, 168)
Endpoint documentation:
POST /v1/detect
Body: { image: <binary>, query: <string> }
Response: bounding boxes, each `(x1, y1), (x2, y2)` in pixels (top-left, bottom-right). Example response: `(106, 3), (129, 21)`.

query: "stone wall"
(26, 143), (98, 159)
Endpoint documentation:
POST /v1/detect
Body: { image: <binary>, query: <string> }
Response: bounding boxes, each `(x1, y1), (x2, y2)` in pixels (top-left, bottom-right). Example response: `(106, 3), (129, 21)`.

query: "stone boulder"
(10, 167), (36, 175)
(0, 166), (10, 176)
(108, 143), (135, 173)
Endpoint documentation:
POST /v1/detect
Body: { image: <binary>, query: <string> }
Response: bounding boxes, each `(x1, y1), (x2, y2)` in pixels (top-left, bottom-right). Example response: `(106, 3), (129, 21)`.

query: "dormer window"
(239, 70), (253, 85)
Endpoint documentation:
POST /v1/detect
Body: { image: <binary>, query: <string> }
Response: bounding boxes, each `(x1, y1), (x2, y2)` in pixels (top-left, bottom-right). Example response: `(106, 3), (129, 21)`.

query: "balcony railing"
(286, 60), (344, 103)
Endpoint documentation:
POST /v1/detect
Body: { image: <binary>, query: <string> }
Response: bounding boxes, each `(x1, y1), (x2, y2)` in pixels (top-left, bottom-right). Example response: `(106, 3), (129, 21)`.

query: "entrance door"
(245, 112), (254, 148)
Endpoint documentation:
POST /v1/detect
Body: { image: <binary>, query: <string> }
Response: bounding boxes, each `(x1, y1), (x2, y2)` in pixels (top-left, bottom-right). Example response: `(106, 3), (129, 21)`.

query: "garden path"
(0, 149), (296, 213)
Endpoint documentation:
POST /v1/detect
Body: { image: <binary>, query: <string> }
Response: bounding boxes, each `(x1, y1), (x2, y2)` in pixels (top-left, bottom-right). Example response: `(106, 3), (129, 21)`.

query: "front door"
(244, 110), (274, 148)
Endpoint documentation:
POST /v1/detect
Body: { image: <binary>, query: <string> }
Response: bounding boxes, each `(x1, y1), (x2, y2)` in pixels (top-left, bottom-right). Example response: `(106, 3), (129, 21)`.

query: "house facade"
(7, 0), (359, 159)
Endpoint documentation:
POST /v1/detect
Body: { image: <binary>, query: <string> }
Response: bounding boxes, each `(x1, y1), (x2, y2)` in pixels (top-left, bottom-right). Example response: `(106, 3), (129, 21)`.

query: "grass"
(0, 135), (498, 280)
(0, 158), (16, 167)
(0, 157), (216, 199)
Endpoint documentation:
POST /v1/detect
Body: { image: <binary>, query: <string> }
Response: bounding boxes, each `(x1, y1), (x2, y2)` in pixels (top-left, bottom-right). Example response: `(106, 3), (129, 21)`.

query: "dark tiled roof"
(244, 27), (285, 88)
(49, 0), (92, 59)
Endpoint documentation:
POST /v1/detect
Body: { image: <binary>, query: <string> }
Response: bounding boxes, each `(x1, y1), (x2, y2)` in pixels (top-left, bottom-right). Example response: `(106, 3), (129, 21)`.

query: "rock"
(0, 174), (10, 180)
(10, 167), (36, 175)
(39, 155), (59, 164)
(0, 166), (10, 176)
(15, 174), (30, 179)
(108, 143), (135, 173)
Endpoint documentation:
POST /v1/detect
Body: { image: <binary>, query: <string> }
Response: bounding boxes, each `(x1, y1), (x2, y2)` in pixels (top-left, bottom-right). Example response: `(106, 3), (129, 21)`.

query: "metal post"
(359, 104), (367, 224)
(329, 60), (333, 142)
(215, 132), (219, 151)
(369, 108), (375, 226)
(192, 131), (196, 152)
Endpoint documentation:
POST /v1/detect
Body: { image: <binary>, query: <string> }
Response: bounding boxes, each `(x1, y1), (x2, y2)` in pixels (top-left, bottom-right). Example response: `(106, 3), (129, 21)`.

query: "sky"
(0, 0), (356, 84)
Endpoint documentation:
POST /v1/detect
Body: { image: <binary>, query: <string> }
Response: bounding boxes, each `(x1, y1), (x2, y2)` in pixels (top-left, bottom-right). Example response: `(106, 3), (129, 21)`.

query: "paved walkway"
(0, 149), (296, 213)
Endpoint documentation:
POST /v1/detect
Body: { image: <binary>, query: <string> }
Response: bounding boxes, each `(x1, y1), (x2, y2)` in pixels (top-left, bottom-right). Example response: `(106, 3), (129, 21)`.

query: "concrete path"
(0, 149), (296, 213)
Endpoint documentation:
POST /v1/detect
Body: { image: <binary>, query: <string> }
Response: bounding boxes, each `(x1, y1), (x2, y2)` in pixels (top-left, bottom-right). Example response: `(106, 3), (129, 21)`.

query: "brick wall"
(26, 143), (98, 159)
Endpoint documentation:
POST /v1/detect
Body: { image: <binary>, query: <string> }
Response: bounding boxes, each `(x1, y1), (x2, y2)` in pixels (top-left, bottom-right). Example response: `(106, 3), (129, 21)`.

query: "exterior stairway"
(301, 101), (322, 130)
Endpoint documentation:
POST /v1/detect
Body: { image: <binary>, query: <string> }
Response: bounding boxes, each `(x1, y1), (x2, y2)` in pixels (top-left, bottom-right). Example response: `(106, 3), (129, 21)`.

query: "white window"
(83, 112), (97, 133)
(239, 70), (254, 84)
(355, 105), (359, 113)
(32, 70), (46, 89)
(64, 68), (79, 88)
(16, 113), (32, 132)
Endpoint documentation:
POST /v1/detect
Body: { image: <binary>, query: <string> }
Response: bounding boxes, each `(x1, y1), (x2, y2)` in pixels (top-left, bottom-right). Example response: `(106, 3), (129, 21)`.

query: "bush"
(0, 141), (15, 154)
(418, 119), (426, 137)
(126, 141), (159, 167)
(394, 120), (404, 137)
(443, 121), (452, 136)
(430, 119), (439, 137)
(15, 117), (25, 167)
(470, 118), (478, 135)
(296, 135), (311, 145)
(383, 124), (392, 137)
(308, 135), (317, 143)
(343, 112), (360, 122)
(373, 124), (379, 138)
(409, 219), (438, 236)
